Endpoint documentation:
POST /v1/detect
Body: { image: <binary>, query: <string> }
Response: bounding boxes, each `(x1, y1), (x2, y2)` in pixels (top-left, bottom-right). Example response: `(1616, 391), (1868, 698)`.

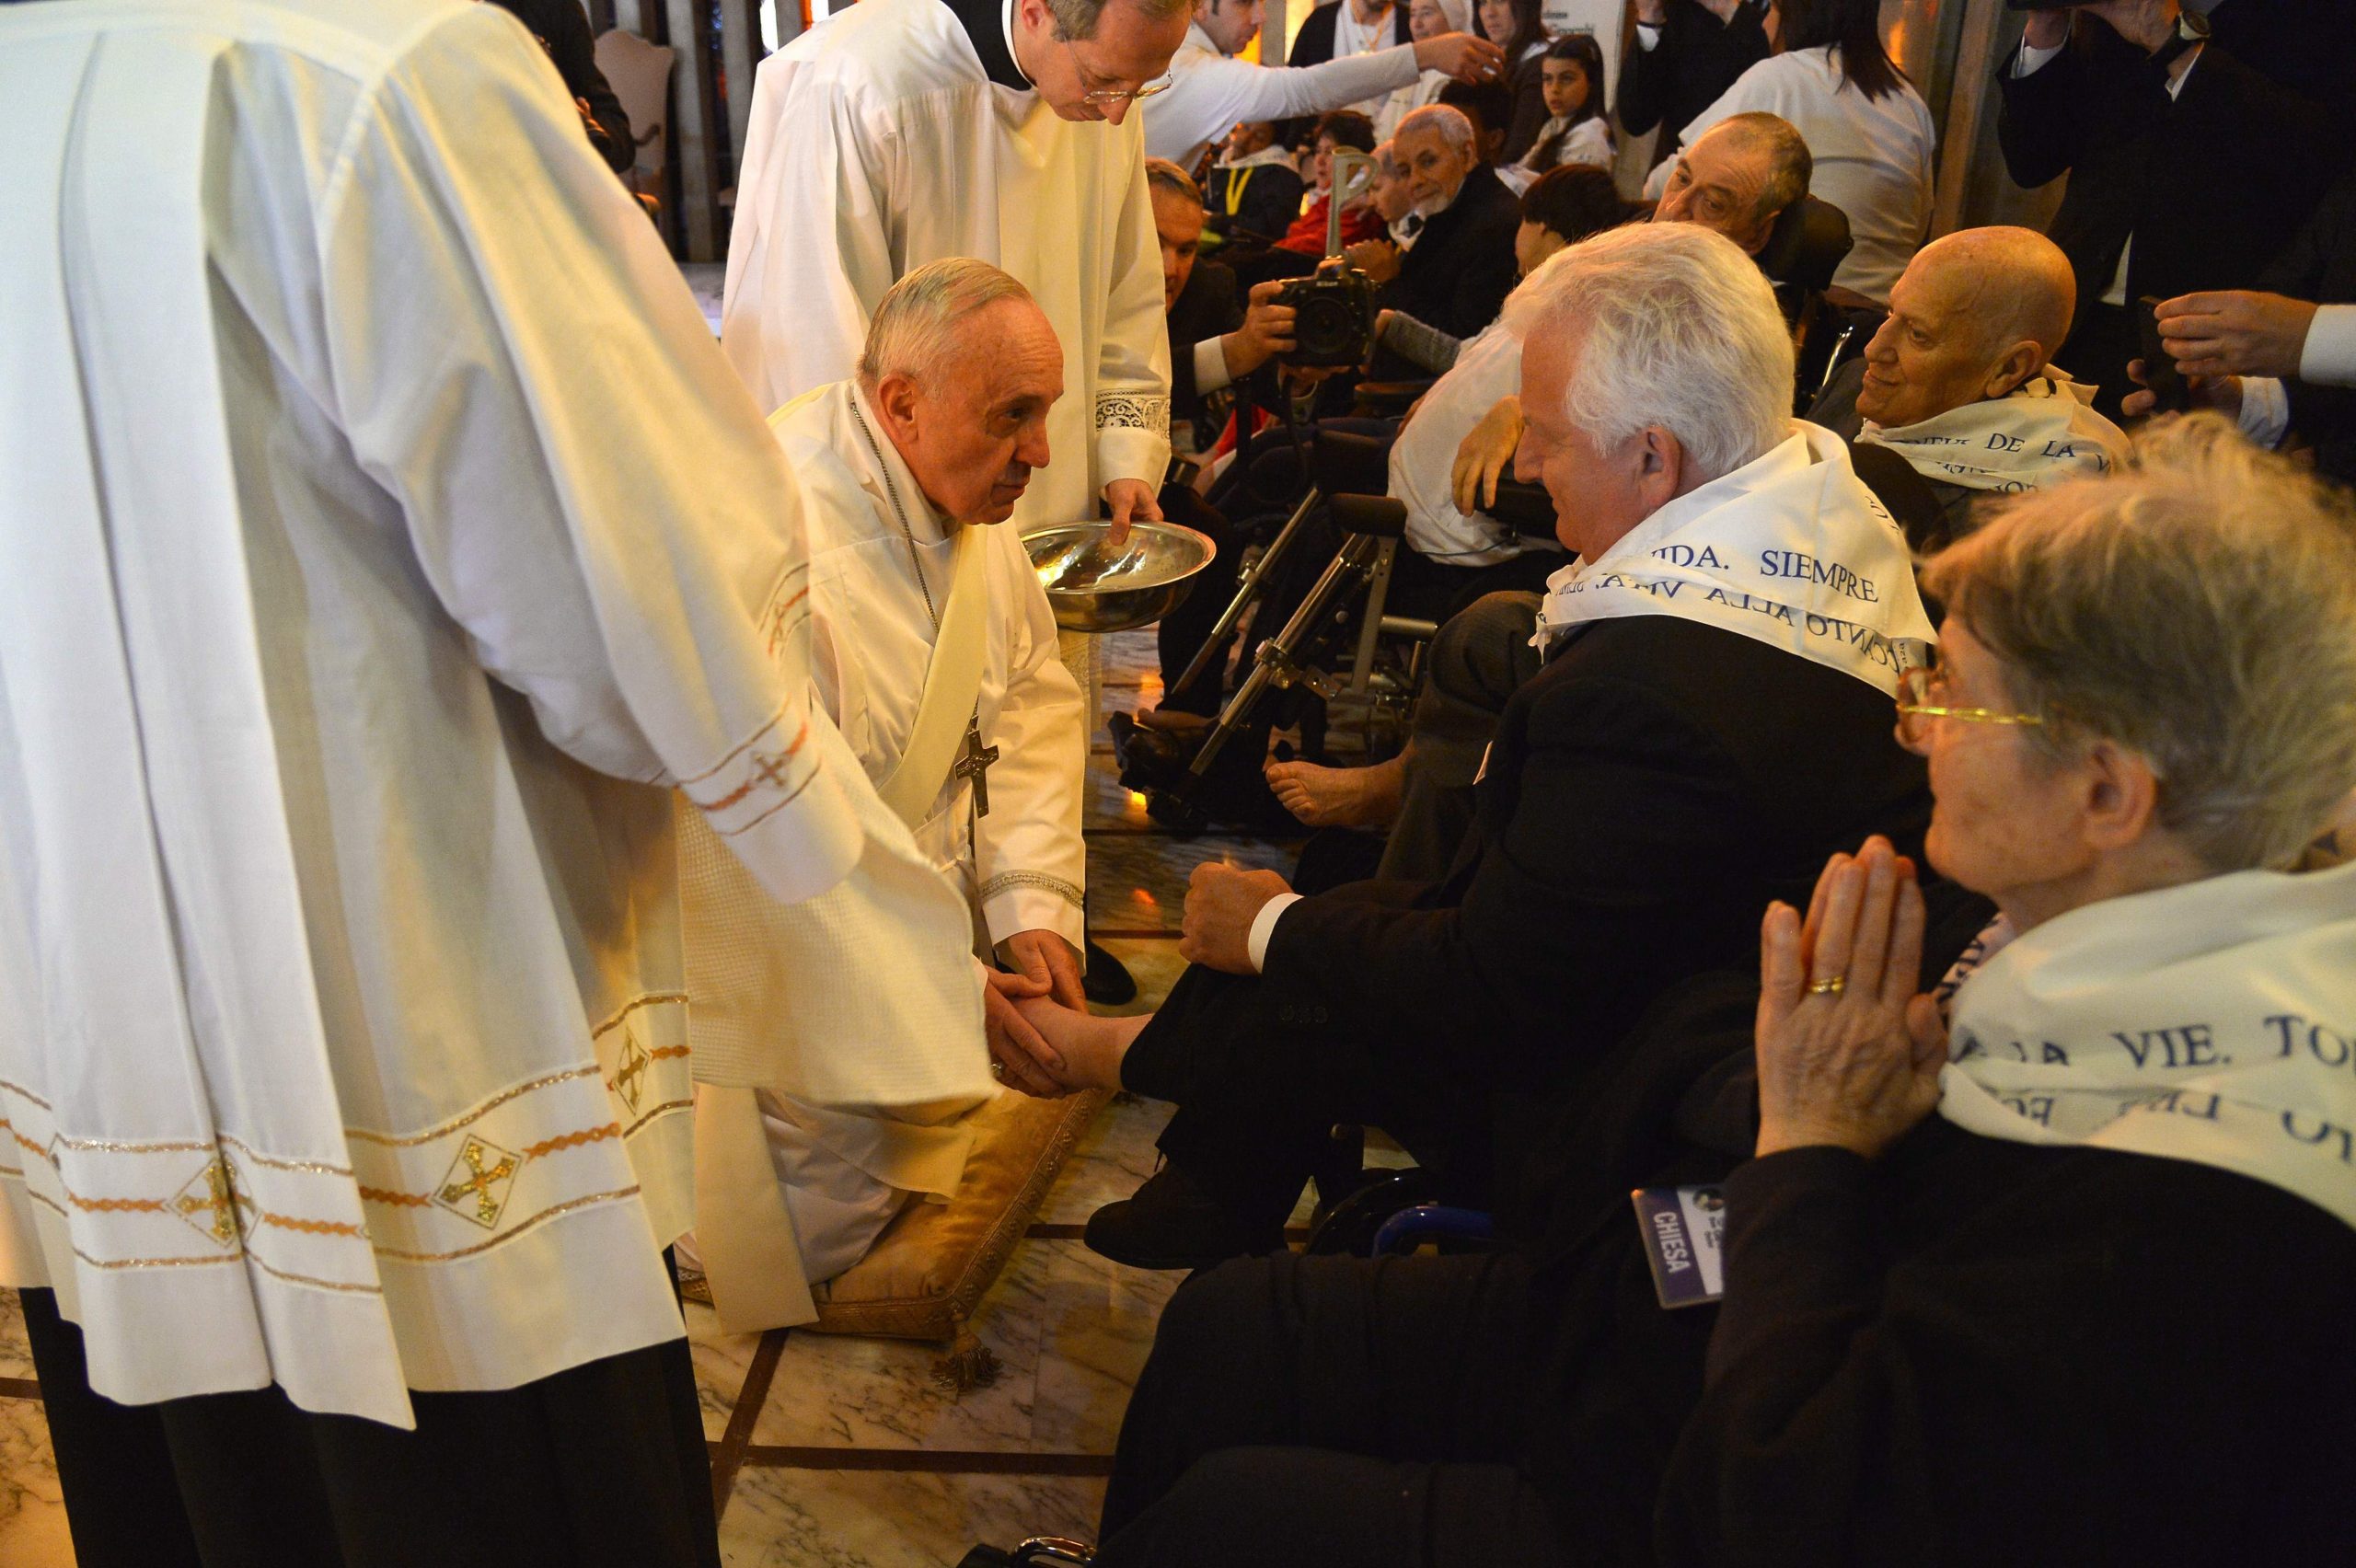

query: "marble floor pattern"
(0, 629), (1358, 1566)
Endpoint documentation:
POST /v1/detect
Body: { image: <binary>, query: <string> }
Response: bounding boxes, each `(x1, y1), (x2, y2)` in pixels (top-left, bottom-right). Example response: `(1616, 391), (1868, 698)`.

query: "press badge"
(1633, 1185), (1726, 1309)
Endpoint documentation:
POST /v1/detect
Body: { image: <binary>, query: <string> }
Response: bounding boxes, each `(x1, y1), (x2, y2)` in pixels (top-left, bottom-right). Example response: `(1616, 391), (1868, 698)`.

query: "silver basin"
(1021, 520), (1217, 634)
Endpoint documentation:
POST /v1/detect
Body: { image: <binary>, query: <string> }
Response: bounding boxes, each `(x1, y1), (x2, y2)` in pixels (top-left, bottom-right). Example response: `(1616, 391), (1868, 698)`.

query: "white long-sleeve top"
(0, 0), (926, 1428)
(722, 0), (1172, 528)
(1144, 21), (1424, 166)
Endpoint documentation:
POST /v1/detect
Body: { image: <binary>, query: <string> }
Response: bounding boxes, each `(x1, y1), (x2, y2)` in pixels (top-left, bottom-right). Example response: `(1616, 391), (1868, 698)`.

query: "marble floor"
(0, 628), (1367, 1567)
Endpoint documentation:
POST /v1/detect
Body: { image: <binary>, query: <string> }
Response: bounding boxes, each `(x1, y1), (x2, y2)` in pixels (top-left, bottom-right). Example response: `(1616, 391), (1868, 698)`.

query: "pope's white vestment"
(0, 0), (948, 1430)
(721, 0), (1173, 532)
(683, 381), (1089, 1331)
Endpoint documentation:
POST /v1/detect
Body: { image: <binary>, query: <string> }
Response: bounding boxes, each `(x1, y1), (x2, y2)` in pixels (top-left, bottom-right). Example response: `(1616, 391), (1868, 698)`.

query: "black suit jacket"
(1994, 28), (2341, 345)
(1166, 259), (1243, 436)
(1385, 162), (1522, 340)
(1285, 0), (1413, 66)
(1617, 0), (1772, 166)
(1207, 162), (1306, 248)
(1263, 613), (1932, 1204)
(488, 0), (633, 172)
(2259, 163), (2356, 486)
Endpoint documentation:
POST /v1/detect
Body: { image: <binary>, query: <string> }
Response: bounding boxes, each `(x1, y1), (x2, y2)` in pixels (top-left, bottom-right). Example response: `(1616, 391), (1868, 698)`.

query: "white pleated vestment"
(0, 0), (911, 1428)
(683, 381), (1089, 1331)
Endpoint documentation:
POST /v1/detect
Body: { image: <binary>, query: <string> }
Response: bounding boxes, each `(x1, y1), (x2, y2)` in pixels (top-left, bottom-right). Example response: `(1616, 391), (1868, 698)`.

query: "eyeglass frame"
(1076, 72), (1173, 107)
(1892, 663), (2046, 747)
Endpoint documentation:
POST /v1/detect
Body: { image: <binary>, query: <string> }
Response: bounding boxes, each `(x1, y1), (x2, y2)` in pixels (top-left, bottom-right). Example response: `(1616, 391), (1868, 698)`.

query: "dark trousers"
(20, 1286), (720, 1568)
(1378, 591), (1543, 882)
(1097, 1251), (1565, 1568)
(2060, 300), (2139, 421)
(1121, 904), (1493, 1227)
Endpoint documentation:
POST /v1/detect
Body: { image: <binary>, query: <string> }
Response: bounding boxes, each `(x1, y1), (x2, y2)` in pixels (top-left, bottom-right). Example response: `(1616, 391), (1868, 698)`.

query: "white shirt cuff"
(1245, 892), (1303, 973)
(2298, 304), (2356, 388)
(2238, 375), (2292, 449)
(2013, 38), (2064, 77)
(1194, 335), (1234, 396)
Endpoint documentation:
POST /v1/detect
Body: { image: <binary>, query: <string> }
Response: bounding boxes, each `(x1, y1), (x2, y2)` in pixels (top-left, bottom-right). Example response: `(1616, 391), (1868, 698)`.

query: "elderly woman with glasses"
(1657, 415), (2356, 1564)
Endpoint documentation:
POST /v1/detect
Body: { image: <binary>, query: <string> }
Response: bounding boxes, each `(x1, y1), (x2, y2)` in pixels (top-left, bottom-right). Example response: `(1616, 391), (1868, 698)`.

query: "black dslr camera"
(1276, 257), (1378, 367)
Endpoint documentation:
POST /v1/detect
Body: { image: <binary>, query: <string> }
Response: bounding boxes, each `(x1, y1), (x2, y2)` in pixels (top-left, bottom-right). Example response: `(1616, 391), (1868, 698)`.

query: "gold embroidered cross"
(612, 1032), (651, 1113)
(173, 1158), (252, 1247)
(435, 1137), (523, 1228)
(746, 747), (801, 792)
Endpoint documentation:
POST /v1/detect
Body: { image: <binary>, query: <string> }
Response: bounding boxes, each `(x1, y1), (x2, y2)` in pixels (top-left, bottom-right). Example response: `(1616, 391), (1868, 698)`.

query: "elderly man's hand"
(1223, 280), (1299, 380)
(1451, 395), (1523, 514)
(1345, 238), (1402, 284)
(1753, 837), (1947, 1160)
(1103, 478), (1163, 545)
(999, 928), (1088, 1010)
(982, 968), (1072, 1097)
(1179, 861), (1291, 974)
(2155, 291), (2320, 381)
(1415, 33), (1507, 84)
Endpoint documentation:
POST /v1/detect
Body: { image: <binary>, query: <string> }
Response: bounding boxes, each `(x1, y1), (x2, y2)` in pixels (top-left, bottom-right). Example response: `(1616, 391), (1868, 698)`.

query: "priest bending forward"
(684, 260), (1093, 1330)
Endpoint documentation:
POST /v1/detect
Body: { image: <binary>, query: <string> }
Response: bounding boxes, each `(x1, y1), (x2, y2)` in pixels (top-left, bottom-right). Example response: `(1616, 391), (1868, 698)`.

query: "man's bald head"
(1855, 226), (2079, 429)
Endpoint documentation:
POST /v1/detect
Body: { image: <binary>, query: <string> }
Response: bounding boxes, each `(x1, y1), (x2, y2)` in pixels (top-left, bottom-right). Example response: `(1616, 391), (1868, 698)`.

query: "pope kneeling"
(681, 259), (1093, 1329)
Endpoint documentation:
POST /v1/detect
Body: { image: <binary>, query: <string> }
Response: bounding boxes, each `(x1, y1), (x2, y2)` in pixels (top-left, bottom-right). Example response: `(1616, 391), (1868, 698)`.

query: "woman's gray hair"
(1923, 413), (2356, 871)
(858, 258), (1035, 390)
(1501, 222), (1792, 483)
(1045, 0), (1192, 40)
(1395, 103), (1477, 156)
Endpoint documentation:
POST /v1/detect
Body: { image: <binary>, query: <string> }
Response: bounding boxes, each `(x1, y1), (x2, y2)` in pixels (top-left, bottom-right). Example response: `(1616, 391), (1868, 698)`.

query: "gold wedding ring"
(1807, 975), (1848, 997)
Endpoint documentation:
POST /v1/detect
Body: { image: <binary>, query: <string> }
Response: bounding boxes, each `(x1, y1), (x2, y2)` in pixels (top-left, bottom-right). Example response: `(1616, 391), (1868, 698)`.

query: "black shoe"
(1081, 938), (1137, 1007)
(1084, 1164), (1288, 1271)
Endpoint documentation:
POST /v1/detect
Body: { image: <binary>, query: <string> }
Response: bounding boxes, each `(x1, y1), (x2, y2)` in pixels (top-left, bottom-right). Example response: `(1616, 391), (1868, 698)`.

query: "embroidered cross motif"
(172, 1157), (254, 1248)
(611, 1030), (652, 1114)
(954, 720), (1001, 818)
(434, 1136), (525, 1229)
(746, 747), (801, 793)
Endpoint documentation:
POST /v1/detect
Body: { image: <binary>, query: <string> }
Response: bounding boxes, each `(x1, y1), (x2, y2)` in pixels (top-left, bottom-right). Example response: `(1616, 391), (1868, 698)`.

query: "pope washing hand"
(680, 260), (1096, 1332)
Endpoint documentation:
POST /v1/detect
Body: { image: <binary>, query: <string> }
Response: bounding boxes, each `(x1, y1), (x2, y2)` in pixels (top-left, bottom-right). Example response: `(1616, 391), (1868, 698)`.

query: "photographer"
(1153, 160), (1300, 448)
(1994, 0), (2342, 415)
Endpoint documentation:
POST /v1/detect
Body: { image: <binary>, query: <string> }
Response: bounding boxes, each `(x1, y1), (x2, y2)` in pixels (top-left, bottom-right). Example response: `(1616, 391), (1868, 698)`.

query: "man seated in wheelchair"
(1152, 112), (1820, 748)
(1006, 223), (1938, 1271)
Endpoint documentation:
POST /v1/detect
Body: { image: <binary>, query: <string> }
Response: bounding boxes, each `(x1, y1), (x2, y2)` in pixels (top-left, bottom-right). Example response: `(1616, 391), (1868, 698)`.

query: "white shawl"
(1944, 859), (2356, 1231)
(1860, 372), (2129, 495)
(1533, 423), (1936, 696)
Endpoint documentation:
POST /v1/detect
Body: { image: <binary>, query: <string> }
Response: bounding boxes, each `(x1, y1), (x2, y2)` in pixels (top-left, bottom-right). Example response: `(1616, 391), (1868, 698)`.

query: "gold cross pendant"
(953, 720), (1002, 818)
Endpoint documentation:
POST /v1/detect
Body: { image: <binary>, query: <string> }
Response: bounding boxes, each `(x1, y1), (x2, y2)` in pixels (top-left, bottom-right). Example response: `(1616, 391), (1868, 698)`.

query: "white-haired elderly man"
(1343, 103), (1526, 340)
(681, 260), (1093, 1331)
(1011, 223), (1940, 1267)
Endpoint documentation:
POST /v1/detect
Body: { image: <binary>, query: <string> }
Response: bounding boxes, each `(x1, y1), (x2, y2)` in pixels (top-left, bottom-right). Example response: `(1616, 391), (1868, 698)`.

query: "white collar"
(847, 382), (954, 546)
(1221, 144), (1299, 170)
(1184, 19), (1224, 58)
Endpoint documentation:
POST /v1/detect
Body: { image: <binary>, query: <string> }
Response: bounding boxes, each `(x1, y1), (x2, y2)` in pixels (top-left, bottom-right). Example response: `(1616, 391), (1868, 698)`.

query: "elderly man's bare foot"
(1265, 754), (1405, 828)
(1012, 996), (1148, 1092)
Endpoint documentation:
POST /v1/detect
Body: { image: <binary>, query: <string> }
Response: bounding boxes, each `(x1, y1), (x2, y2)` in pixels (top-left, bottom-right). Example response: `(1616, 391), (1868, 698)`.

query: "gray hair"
(1046, 0), (1192, 40)
(1394, 103), (1476, 157)
(1144, 157), (1202, 206)
(1923, 413), (2356, 871)
(858, 258), (1035, 389)
(1709, 111), (1811, 225)
(1502, 222), (1793, 483)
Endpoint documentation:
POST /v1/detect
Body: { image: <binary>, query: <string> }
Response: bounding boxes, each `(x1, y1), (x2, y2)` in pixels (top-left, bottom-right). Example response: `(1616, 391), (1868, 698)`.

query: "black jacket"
(487, 0), (634, 173)
(2258, 163), (2356, 487)
(1616, 0), (1771, 167)
(1206, 161), (1306, 248)
(1166, 259), (1243, 440)
(1285, 0), (1412, 66)
(1994, 26), (2341, 347)
(1265, 613), (1932, 1208)
(1383, 161), (1522, 340)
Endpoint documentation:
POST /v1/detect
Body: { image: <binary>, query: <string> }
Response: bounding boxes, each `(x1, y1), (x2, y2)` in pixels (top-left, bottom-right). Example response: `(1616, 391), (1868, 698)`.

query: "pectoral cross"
(953, 719), (1001, 817)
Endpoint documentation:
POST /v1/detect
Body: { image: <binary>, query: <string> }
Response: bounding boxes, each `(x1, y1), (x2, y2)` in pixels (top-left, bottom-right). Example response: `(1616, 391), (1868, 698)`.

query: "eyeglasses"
(1078, 73), (1173, 108)
(1894, 663), (2045, 750)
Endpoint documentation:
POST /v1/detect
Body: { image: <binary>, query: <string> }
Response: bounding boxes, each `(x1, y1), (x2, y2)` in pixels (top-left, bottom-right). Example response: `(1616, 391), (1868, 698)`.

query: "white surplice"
(720, 0), (1172, 533)
(0, 0), (916, 1429)
(684, 381), (1088, 1330)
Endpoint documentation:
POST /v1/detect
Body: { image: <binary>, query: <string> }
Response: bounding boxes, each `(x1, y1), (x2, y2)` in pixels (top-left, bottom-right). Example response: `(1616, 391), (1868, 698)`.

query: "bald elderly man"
(1816, 225), (2130, 548)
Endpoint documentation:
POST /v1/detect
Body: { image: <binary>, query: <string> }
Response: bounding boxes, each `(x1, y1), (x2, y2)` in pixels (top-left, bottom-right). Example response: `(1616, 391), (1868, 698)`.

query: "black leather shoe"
(1081, 938), (1137, 1007)
(1083, 1164), (1288, 1270)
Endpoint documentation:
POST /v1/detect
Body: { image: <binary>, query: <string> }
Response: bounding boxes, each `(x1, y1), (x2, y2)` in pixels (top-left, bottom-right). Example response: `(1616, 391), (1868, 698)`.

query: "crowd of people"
(5, 0), (2354, 1565)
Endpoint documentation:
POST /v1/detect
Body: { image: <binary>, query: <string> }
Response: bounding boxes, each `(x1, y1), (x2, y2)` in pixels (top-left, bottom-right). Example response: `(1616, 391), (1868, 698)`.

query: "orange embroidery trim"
(691, 718), (813, 814)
